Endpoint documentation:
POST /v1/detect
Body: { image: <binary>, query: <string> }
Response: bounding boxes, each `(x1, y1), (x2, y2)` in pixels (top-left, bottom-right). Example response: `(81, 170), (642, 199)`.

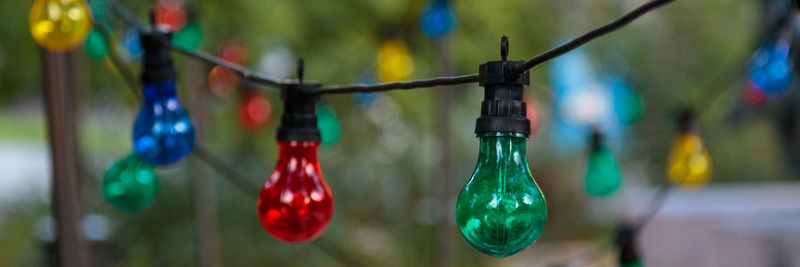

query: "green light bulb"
(84, 28), (108, 60)
(456, 132), (547, 257)
(585, 145), (622, 197)
(316, 105), (340, 147)
(102, 153), (159, 212)
(172, 20), (203, 50)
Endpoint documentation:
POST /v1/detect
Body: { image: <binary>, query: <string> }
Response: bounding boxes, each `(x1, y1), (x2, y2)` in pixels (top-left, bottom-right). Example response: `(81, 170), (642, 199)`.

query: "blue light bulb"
(133, 29), (195, 165)
(749, 40), (793, 95)
(133, 80), (195, 165)
(420, 0), (456, 38)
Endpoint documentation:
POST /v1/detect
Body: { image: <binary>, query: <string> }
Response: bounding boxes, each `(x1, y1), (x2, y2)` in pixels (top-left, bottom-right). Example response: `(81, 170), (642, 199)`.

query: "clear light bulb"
(133, 29), (195, 165)
(457, 42), (547, 257)
(102, 153), (159, 212)
(29, 0), (92, 52)
(585, 132), (622, 197)
(257, 141), (333, 243)
(667, 133), (711, 187)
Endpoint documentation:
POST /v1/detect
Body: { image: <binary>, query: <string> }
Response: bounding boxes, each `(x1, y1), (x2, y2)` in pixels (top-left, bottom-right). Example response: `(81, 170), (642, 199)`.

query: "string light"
(317, 105), (341, 147)
(585, 131), (622, 197)
(29, 0), (93, 52)
(257, 82), (333, 243)
(747, 39), (793, 96)
(154, 0), (187, 32)
(172, 19), (204, 49)
(420, 0), (456, 38)
(523, 95), (540, 135)
(238, 89), (272, 130)
(667, 110), (711, 188)
(84, 28), (109, 60)
(456, 38), (547, 257)
(208, 39), (247, 97)
(102, 153), (159, 212)
(377, 38), (415, 82)
(133, 29), (196, 165)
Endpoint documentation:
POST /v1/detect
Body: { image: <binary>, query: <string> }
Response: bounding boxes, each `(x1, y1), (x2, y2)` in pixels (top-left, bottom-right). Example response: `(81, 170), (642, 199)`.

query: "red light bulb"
(154, 0), (187, 32)
(524, 95), (541, 135)
(238, 90), (272, 130)
(257, 141), (333, 243)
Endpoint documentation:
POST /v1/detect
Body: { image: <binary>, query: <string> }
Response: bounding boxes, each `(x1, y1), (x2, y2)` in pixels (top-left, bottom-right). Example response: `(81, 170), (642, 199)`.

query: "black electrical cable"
(105, 0), (675, 93)
(314, 74), (479, 95)
(514, 0), (675, 74)
(170, 44), (285, 88)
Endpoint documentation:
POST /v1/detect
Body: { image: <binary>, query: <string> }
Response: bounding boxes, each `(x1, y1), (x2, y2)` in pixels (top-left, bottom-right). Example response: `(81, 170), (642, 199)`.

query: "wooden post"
(40, 48), (91, 267)
(435, 38), (455, 267)
(187, 57), (222, 267)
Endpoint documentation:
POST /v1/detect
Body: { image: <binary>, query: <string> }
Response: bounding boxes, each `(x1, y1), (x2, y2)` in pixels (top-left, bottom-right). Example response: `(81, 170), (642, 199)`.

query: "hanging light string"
(105, 0), (675, 93)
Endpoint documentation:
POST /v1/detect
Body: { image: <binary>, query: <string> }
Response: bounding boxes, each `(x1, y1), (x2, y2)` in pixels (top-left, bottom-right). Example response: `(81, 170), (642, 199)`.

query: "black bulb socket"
(277, 83), (322, 142)
(140, 28), (176, 84)
(677, 108), (698, 134)
(475, 60), (531, 136)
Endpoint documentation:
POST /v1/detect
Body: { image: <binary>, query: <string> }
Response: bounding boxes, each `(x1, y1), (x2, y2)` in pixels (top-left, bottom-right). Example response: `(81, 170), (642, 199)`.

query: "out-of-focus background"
(3, 0), (800, 266)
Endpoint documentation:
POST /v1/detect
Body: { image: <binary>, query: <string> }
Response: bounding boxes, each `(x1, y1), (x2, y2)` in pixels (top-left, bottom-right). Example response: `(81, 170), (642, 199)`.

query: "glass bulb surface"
(667, 133), (711, 188)
(29, 0), (92, 51)
(257, 141), (333, 243)
(377, 39), (414, 83)
(456, 132), (547, 257)
(102, 153), (158, 212)
(585, 146), (622, 197)
(133, 80), (195, 165)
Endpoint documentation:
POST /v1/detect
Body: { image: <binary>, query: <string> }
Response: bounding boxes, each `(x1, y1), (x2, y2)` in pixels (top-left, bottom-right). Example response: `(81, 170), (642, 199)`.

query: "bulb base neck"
(277, 83), (322, 142)
(677, 108), (698, 134)
(475, 60), (530, 136)
(140, 29), (176, 83)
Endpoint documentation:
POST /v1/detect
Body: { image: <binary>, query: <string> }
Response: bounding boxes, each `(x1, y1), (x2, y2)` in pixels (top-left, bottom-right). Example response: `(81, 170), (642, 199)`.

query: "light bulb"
(133, 29), (195, 165)
(29, 0), (92, 52)
(666, 110), (711, 188)
(316, 105), (340, 147)
(238, 90), (272, 130)
(84, 28), (108, 60)
(208, 65), (238, 97)
(377, 39), (414, 82)
(748, 39), (793, 95)
(457, 46), (547, 257)
(420, 0), (456, 38)
(585, 132), (621, 197)
(667, 132), (711, 187)
(172, 19), (203, 50)
(457, 132), (547, 257)
(102, 153), (158, 212)
(257, 82), (333, 243)
(154, 0), (187, 32)
(257, 140), (333, 243)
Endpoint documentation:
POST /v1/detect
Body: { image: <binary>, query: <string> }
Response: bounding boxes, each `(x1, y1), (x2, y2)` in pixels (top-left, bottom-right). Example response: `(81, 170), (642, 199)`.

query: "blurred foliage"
(1, 0), (797, 266)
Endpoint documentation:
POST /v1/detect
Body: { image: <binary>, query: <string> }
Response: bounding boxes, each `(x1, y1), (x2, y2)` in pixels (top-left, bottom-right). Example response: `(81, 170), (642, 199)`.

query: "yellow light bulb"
(377, 39), (414, 83)
(667, 133), (711, 188)
(29, 0), (92, 52)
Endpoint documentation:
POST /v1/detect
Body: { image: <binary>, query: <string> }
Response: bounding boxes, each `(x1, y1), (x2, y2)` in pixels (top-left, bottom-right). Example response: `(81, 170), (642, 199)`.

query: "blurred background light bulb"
(133, 29), (195, 165)
(585, 131), (622, 197)
(747, 39), (793, 95)
(29, 0), (92, 51)
(238, 89), (272, 130)
(667, 110), (711, 188)
(667, 132), (711, 187)
(377, 38), (414, 82)
(102, 153), (159, 212)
